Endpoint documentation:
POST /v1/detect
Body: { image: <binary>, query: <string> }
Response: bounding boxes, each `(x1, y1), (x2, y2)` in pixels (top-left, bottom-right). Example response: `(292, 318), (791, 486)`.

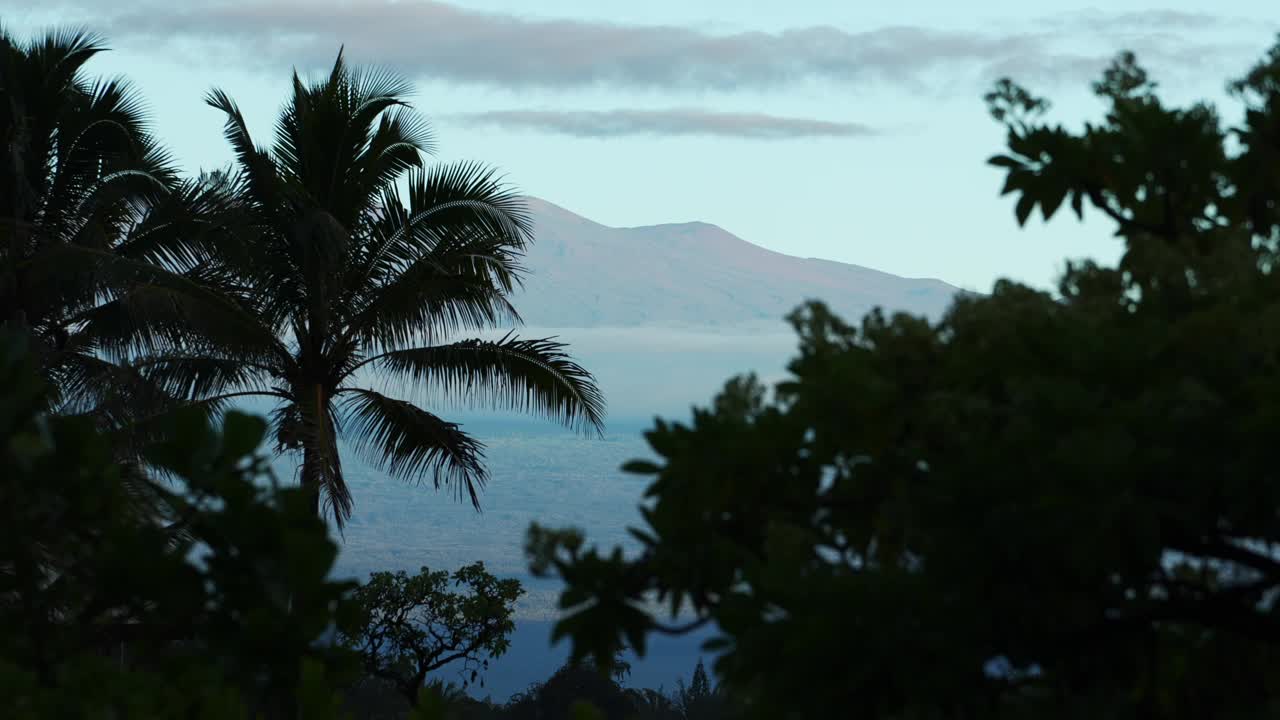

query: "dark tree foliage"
(0, 27), (248, 427)
(140, 51), (605, 527)
(626, 688), (683, 720)
(503, 661), (635, 720)
(0, 27), (269, 549)
(494, 656), (729, 720)
(674, 661), (727, 720)
(0, 329), (365, 718)
(526, 38), (1280, 720)
(338, 563), (523, 707)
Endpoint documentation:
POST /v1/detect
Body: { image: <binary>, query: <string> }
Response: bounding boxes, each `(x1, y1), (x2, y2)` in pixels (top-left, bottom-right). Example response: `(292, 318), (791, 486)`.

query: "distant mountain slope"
(511, 197), (960, 328)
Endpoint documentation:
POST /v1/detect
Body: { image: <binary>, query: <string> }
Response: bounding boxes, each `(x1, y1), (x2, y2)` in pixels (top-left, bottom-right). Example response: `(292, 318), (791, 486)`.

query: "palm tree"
(0, 28), (248, 429)
(1, 24), (270, 495)
(2, 27), (164, 398)
(141, 52), (605, 526)
(1, 27), (267, 563)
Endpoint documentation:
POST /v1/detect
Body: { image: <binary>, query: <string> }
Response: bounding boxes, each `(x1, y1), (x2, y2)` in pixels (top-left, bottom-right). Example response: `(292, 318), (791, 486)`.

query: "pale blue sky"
(7, 1), (1278, 291)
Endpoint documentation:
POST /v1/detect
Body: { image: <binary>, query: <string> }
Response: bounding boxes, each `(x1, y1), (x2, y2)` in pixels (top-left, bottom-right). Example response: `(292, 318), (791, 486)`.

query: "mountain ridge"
(526, 196), (950, 283)
(510, 196), (960, 329)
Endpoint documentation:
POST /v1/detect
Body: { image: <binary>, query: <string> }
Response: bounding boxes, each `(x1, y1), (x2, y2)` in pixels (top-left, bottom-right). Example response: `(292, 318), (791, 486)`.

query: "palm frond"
(77, 76), (155, 154)
(24, 26), (106, 92)
(349, 62), (415, 118)
(403, 161), (532, 247)
(347, 106), (430, 207)
(50, 351), (172, 426)
(205, 87), (280, 210)
(354, 162), (532, 295)
(338, 388), (488, 509)
(60, 169), (168, 256)
(114, 173), (242, 273)
(29, 75), (168, 248)
(342, 249), (522, 352)
(359, 335), (606, 435)
(133, 353), (276, 402)
(275, 50), (428, 230)
(33, 244), (287, 362)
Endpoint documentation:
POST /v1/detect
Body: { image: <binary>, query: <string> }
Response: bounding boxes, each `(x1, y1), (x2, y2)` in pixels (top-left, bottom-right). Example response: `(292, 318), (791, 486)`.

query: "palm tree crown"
(142, 52), (605, 526)
(0, 27), (248, 430)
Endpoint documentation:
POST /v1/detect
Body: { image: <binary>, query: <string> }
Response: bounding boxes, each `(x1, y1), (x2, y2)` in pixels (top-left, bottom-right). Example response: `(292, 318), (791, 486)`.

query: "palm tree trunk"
(297, 382), (330, 519)
(300, 447), (322, 517)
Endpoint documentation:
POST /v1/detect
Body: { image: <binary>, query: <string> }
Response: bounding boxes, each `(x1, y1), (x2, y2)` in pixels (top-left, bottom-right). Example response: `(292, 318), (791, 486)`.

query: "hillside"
(512, 197), (960, 328)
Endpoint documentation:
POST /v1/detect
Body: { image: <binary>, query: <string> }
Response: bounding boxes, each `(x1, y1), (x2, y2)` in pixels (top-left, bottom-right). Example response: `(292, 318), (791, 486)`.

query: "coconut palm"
(141, 52), (605, 527)
(1, 28), (269, 549)
(0, 26), (262, 447)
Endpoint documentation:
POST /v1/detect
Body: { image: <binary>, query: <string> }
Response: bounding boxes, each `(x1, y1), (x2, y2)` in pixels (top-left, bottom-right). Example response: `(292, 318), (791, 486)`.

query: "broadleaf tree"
(0, 330), (360, 719)
(526, 37), (1280, 720)
(337, 562), (523, 707)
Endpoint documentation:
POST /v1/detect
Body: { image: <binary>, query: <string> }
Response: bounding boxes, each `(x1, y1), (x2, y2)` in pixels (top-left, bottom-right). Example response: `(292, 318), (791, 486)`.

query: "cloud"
(449, 108), (876, 139)
(36, 1), (1267, 92)
(1041, 9), (1243, 32)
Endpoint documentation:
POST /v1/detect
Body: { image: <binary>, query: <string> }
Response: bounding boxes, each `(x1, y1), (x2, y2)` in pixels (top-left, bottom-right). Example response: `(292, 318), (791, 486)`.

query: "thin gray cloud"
(449, 108), (876, 139)
(32, 1), (1268, 92)
(1041, 9), (1246, 32)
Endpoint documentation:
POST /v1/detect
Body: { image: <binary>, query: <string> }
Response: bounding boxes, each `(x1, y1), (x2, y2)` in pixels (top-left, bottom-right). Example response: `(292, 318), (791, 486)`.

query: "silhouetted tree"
(140, 51), (605, 527)
(502, 659), (635, 720)
(675, 660), (710, 710)
(674, 660), (726, 720)
(527, 37), (1280, 719)
(0, 330), (359, 717)
(0, 28), (271, 551)
(337, 563), (522, 707)
(626, 687), (682, 720)
(0, 28), (249, 428)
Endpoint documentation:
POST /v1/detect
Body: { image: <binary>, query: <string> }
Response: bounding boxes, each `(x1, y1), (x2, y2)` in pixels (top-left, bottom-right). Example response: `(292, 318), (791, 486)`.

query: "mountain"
(511, 197), (960, 329)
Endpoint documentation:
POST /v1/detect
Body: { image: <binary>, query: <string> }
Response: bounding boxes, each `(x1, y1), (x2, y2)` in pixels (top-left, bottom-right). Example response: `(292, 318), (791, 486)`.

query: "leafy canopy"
(337, 562), (523, 707)
(0, 330), (359, 718)
(526, 36), (1280, 720)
